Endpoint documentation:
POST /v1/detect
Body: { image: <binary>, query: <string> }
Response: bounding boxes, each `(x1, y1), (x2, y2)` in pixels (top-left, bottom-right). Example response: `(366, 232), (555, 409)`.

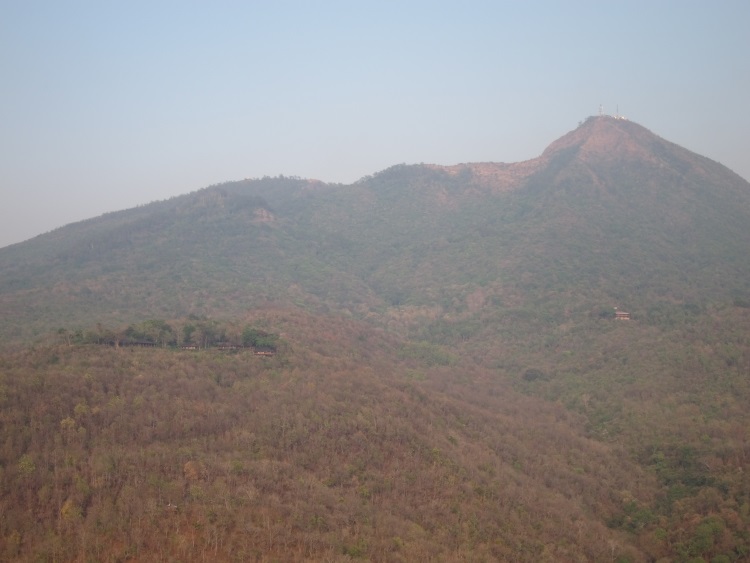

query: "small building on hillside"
(614, 308), (631, 320)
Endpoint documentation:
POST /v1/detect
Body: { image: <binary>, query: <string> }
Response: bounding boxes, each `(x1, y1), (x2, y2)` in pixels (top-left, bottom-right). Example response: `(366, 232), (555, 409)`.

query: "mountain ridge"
(4, 115), (747, 250)
(2, 116), (750, 343)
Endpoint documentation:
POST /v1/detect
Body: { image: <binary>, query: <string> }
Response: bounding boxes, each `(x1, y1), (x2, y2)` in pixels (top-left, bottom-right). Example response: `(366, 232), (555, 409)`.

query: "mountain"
(2, 116), (749, 343)
(2, 116), (750, 561)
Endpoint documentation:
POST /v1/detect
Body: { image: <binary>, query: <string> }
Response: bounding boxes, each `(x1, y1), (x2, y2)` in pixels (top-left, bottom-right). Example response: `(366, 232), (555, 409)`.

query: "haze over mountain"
(2, 116), (750, 561)
(1, 116), (749, 342)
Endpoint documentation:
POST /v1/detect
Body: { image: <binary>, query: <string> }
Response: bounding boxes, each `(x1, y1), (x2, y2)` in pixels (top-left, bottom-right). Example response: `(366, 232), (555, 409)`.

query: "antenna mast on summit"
(599, 104), (603, 116)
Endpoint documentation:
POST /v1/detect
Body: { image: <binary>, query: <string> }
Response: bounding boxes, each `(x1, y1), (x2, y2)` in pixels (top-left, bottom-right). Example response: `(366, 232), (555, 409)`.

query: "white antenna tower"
(599, 104), (603, 116)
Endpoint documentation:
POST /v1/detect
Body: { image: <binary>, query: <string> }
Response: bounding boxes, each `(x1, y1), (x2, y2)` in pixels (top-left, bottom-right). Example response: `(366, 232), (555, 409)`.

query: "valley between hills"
(1, 116), (750, 561)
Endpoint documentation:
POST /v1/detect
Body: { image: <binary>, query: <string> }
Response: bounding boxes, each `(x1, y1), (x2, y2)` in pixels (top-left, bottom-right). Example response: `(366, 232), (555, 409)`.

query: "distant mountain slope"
(0, 177), (350, 340)
(285, 116), (750, 320)
(501, 117), (750, 306)
(2, 116), (750, 342)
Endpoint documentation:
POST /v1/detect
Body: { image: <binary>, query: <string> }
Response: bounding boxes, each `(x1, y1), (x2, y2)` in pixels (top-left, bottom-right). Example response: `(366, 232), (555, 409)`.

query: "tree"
(195, 321), (218, 349)
(17, 454), (35, 478)
(242, 326), (279, 350)
(242, 326), (262, 347)
(141, 320), (176, 347)
(183, 324), (196, 346)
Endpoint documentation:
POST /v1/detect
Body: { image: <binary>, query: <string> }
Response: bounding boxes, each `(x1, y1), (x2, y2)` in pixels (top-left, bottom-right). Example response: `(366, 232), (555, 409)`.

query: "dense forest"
(56, 317), (280, 353)
(0, 309), (658, 561)
(2, 116), (750, 561)
(3, 306), (750, 561)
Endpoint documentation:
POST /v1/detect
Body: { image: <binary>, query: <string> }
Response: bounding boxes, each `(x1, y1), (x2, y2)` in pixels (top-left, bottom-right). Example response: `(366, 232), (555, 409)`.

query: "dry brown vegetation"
(2, 117), (750, 561)
(0, 309), (659, 562)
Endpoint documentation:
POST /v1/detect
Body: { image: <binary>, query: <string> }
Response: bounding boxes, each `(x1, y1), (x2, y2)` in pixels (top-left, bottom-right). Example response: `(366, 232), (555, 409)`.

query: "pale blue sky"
(1, 1), (748, 248)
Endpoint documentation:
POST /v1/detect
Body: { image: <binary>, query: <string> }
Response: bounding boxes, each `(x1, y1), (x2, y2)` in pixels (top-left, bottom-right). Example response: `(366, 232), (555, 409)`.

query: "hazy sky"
(1, 1), (748, 248)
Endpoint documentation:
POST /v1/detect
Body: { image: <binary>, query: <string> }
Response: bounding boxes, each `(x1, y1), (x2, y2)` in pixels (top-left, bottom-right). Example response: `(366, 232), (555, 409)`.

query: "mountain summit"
(543, 115), (666, 162)
(541, 115), (746, 187)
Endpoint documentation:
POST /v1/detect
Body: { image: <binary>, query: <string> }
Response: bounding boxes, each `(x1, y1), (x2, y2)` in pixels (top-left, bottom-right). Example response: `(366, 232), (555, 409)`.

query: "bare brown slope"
(427, 157), (546, 192)
(429, 115), (748, 194)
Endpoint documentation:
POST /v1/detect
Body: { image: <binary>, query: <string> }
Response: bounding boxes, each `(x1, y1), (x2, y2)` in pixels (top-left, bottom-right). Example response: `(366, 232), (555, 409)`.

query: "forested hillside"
(2, 116), (750, 561)
(0, 309), (655, 561)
